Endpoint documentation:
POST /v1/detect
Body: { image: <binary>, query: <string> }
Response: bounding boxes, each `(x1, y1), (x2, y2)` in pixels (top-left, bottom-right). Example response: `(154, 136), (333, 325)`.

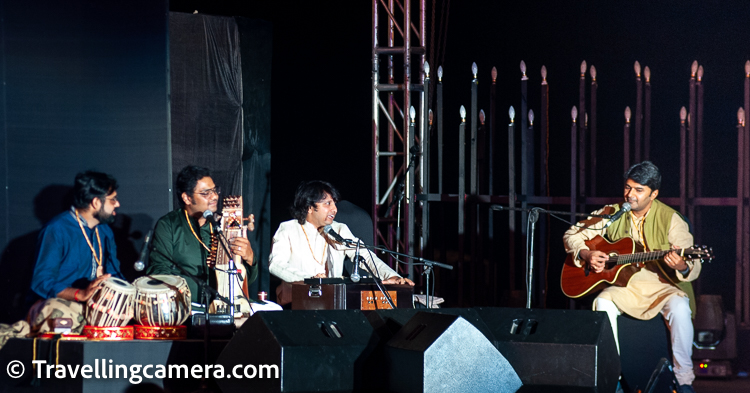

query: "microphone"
(324, 225), (362, 282)
(350, 256), (362, 283)
(603, 202), (631, 229)
(203, 210), (222, 231)
(323, 225), (347, 244)
(133, 230), (153, 272)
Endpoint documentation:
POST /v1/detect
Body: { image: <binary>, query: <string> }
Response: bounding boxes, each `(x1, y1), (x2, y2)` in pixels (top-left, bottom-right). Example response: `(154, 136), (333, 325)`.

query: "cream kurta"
(269, 219), (401, 282)
(562, 205), (702, 320)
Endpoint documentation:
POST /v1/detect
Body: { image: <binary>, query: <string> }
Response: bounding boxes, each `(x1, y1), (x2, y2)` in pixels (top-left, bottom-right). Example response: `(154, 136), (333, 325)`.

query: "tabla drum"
(134, 275), (191, 326)
(84, 277), (135, 327)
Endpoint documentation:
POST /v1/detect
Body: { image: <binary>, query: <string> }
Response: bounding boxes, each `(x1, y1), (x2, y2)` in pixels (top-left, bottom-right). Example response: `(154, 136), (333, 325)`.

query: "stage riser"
(2, 308), (622, 393)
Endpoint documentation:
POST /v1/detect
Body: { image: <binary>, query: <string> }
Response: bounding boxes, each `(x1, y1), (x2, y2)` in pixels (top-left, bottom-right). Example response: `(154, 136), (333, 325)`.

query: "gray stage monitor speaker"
(475, 307), (620, 393)
(384, 312), (523, 393)
(215, 310), (374, 393)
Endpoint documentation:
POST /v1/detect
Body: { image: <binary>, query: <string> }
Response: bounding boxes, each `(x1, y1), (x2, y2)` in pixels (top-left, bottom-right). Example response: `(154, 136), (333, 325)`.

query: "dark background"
(0, 0), (745, 318)
(168, 1), (744, 310)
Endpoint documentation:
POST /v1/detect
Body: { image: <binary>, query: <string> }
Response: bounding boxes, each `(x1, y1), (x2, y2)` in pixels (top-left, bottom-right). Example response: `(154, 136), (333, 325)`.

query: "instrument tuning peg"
(242, 213), (256, 232)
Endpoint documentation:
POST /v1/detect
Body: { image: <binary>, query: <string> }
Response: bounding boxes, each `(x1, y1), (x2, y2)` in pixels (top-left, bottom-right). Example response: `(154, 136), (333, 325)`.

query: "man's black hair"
(290, 180), (341, 224)
(73, 171), (118, 209)
(624, 160), (661, 191)
(175, 165), (212, 207)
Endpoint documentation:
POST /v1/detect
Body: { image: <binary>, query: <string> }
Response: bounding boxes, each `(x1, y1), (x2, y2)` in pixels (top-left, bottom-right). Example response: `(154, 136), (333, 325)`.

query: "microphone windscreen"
(134, 260), (145, 272)
(621, 202), (632, 212)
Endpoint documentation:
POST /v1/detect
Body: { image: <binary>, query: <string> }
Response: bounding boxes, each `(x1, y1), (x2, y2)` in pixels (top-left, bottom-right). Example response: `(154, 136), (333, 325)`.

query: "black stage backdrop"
(237, 17), (273, 296)
(169, 12), (273, 296)
(0, 6), (274, 323)
(0, 1), (170, 322)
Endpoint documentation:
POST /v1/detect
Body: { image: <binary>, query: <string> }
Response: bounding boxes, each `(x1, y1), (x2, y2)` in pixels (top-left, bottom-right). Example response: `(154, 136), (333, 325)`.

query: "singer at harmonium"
(269, 180), (414, 305)
(147, 165), (280, 316)
(26, 171), (124, 335)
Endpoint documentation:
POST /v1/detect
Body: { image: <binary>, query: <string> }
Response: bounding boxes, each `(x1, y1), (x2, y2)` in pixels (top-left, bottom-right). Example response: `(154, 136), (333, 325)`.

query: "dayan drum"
(84, 277), (135, 327)
(134, 275), (191, 326)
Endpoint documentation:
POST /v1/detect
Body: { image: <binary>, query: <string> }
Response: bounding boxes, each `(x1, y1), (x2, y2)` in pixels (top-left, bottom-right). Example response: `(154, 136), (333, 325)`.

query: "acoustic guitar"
(560, 235), (712, 298)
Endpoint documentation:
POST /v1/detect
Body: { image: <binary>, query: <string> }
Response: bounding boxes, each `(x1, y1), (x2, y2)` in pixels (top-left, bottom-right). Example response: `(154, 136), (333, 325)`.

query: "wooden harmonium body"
(292, 278), (414, 311)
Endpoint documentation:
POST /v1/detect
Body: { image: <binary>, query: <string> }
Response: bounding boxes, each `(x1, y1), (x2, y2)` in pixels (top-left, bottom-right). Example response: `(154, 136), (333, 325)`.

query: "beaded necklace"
(301, 224), (327, 265)
(184, 209), (213, 251)
(75, 209), (103, 277)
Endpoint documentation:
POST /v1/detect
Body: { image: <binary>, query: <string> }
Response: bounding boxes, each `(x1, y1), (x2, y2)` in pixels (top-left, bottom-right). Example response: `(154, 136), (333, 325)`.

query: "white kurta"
(269, 219), (401, 282)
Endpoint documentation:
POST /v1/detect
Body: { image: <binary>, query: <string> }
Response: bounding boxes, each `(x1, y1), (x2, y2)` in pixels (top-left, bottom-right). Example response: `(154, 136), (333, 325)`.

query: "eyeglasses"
(194, 187), (221, 198)
(103, 196), (118, 203)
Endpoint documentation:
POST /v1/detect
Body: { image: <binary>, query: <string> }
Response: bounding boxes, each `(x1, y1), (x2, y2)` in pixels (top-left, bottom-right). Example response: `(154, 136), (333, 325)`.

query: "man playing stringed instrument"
(26, 171), (125, 334)
(562, 161), (700, 393)
(147, 165), (280, 316)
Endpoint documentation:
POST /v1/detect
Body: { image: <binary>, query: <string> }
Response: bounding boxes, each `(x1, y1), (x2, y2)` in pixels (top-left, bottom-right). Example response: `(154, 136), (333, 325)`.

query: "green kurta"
(146, 208), (258, 304)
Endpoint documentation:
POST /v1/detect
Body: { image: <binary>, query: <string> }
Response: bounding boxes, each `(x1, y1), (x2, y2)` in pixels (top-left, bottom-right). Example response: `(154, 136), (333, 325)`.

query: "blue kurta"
(31, 208), (123, 300)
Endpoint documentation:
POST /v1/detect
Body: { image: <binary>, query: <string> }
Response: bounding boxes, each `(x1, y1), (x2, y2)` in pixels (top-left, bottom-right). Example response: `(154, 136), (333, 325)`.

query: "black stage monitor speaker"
(216, 310), (375, 393)
(475, 307), (620, 393)
(617, 314), (671, 392)
(384, 312), (523, 393)
(367, 307), (496, 342)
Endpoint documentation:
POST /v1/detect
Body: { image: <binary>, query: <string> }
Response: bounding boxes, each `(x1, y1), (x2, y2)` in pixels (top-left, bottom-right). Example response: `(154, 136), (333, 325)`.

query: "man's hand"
(578, 249), (609, 273)
(80, 274), (111, 302)
(312, 273), (327, 278)
(664, 245), (688, 271)
(382, 277), (415, 286)
(230, 237), (254, 264)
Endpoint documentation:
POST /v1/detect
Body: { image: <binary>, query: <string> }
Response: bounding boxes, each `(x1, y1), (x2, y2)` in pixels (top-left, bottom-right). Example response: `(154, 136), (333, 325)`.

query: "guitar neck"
(612, 249), (678, 265)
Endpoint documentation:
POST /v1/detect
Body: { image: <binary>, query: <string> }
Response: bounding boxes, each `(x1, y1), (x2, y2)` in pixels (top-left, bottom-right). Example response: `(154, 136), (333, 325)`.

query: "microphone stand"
(342, 238), (452, 309)
(383, 143), (421, 254)
(350, 240), (361, 283)
(490, 204), (612, 309)
(162, 257), (231, 393)
(211, 226), (241, 317)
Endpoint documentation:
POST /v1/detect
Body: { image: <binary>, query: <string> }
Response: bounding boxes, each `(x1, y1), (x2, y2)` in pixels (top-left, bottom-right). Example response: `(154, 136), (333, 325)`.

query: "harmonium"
(292, 278), (414, 310)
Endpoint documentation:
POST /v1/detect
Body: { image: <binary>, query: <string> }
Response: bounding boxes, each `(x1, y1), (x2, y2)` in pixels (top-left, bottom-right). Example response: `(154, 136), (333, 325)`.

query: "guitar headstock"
(686, 245), (713, 263)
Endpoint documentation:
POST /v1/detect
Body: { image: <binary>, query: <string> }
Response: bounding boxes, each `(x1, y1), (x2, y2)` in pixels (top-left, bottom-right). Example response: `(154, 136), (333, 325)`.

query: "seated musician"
(562, 161), (700, 393)
(27, 171), (124, 334)
(269, 180), (414, 305)
(147, 165), (280, 315)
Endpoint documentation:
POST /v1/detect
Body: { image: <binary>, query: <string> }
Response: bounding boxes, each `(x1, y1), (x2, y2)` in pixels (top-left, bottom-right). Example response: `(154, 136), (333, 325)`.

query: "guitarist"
(562, 161), (700, 393)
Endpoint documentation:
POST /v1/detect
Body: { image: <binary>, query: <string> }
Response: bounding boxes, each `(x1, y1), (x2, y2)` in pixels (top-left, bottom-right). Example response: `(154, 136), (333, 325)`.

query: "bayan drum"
(84, 277), (135, 327)
(134, 275), (191, 326)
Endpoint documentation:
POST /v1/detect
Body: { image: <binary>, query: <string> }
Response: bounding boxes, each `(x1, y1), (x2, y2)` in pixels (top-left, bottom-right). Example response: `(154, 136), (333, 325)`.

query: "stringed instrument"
(206, 195), (255, 317)
(560, 235), (712, 298)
